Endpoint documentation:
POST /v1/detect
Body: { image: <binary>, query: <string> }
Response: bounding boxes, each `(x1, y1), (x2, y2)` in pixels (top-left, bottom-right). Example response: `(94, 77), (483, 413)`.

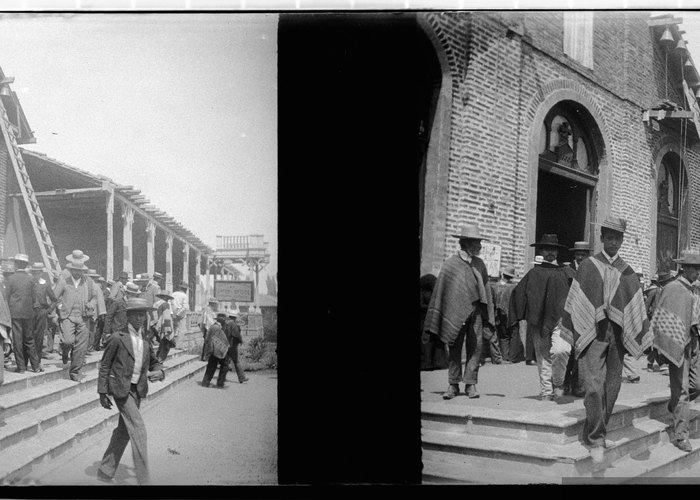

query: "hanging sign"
(682, 80), (700, 140)
(480, 242), (502, 278)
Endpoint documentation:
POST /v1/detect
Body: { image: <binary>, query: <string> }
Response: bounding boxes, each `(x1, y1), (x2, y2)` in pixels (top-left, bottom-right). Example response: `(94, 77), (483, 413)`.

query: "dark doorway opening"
(535, 170), (588, 264)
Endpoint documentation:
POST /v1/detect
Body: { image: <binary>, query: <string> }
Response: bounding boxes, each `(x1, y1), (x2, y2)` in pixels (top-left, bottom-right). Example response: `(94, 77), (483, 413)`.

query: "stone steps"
(0, 349), (207, 484)
(421, 392), (670, 445)
(422, 396), (700, 483)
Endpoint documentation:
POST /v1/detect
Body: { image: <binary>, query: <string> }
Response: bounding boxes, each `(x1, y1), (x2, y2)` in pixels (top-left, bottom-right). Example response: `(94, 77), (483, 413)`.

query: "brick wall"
(421, 11), (700, 280)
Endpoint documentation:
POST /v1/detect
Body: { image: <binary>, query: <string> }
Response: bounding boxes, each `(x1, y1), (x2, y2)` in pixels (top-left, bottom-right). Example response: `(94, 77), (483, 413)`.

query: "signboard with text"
(214, 280), (255, 302)
(480, 242), (502, 278)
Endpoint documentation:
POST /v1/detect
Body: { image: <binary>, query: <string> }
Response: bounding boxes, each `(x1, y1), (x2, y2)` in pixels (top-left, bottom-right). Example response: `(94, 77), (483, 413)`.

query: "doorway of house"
(535, 170), (589, 264)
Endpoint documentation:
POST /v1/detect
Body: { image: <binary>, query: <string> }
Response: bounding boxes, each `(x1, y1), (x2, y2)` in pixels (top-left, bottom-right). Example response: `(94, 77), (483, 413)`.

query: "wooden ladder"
(0, 99), (61, 282)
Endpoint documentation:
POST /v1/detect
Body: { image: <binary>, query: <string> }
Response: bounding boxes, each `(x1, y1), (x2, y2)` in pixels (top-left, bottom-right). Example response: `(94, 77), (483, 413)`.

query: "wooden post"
(165, 233), (173, 293)
(121, 202), (134, 277)
(182, 243), (190, 303)
(146, 221), (155, 277)
(106, 189), (114, 280)
(205, 255), (211, 301)
(195, 249), (201, 308)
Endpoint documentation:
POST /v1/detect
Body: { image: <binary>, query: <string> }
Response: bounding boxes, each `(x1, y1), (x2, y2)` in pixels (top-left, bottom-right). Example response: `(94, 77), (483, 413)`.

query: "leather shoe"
(33, 366), (45, 373)
(14, 368), (25, 373)
(70, 373), (86, 383)
(674, 439), (692, 452)
(442, 384), (459, 400)
(573, 388), (586, 398)
(96, 469), (113, 483)
(465, 385), (480, 399)
(553, 386), (565, 399)
(590, 446), (605, 464)
(627, 376), (641, 383)
(539, 394), (554, 401)
(526, 360), (536, 366)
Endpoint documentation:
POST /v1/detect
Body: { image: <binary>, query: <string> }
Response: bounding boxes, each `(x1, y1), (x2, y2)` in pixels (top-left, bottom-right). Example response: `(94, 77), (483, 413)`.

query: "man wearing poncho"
(560, 216), (650, 464)
(650, 250), (700, 453)
(423, 224), (494, 400)
(510, 234), (574, 401)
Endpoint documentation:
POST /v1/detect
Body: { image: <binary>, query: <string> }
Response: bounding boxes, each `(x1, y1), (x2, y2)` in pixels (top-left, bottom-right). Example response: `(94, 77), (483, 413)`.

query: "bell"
(686, 58), (694, 68)
(0, 86), (10, 97)
(660, 27), (675, 46)
(676, 39), (688, 52)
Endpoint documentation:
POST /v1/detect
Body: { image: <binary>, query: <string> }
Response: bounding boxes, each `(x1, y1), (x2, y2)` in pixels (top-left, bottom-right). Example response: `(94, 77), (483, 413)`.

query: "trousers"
(202, 356), (229, 387)
(99, 384), (150, 484)
(447, 312), (483, 386)
(12, 317), (39, 371)
(579, 319), (625, 448)
(668, 334), (700, 441)
(59, 316), (90, 377)
(228, 344), (247, 383)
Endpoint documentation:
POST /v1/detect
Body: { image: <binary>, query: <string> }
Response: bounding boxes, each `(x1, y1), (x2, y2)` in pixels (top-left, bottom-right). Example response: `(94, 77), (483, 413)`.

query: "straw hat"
(156, 291), (174, 301)
(600, 216), (627, 234)
(569, 241), (591, 252)
(13, 253), (29, 263)
(674, 250), (700, 266)
(502, 267), (516, 278)
(125, 297), (155, 312)
(65, 261), (87, 271)
(65, 250), (89, 263)
(86, 269), (100, 277)
(29, 262), (45, 273)
(124, 282), (142, 295)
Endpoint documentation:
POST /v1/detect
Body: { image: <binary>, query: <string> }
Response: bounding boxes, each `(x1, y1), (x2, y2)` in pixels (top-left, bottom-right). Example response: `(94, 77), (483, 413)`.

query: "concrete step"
(421, 412), (682, 480)
(0, 353), (202, 451)
(422, 457), (553, 484)
(0, 356), (207, 484)
(0, 348), (190, 396)
(0, 350), (198, 420)
(421, 392), (671, 445)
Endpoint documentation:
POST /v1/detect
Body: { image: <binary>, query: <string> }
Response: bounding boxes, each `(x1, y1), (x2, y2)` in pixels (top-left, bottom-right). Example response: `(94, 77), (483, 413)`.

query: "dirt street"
(29, 368), (278, 485)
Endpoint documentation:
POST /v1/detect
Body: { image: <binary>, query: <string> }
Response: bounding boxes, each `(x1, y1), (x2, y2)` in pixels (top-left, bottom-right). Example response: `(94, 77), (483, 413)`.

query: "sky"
(0, 13), (277, 294)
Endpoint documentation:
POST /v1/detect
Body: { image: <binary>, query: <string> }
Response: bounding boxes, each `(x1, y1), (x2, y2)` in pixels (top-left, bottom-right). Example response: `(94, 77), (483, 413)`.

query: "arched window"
(656, 152), (688, 272)
(540, 105), (598, 176)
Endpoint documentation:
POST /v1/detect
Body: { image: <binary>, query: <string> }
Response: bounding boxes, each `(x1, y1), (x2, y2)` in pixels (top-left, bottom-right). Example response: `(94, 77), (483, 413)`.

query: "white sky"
(0, 13), (277, 293)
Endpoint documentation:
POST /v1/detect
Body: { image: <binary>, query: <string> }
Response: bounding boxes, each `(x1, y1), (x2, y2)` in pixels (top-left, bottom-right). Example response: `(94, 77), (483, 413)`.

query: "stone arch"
(417, 14), (455, 276)
(525, 79), (611, 269)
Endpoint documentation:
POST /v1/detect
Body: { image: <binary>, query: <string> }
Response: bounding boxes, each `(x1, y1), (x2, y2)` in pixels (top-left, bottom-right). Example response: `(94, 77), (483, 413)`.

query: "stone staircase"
(422, 392), (700, 484)
(0, 347), (207, 485)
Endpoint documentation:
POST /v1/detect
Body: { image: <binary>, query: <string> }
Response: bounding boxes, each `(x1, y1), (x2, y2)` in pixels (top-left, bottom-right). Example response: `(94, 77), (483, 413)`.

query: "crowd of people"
(0, 249), (188, 383)
(422, 216), (700, 462)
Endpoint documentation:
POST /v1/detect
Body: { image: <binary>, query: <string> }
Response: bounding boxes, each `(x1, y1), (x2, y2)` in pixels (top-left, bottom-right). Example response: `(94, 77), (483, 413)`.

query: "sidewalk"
(422, 355), (671, 415)
(25, 368), (278, 485)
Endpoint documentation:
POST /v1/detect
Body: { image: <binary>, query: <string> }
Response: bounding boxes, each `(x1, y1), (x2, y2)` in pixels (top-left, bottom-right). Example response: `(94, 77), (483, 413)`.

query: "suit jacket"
(6, 271), (35, 319)
(104, 297), (127, 334)
(98, 330), (163, 399)
(53, 276), (97, 320)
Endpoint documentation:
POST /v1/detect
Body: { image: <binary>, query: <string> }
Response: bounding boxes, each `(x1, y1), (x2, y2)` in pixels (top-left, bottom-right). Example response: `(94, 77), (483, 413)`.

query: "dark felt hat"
(530, 234), (567, 249)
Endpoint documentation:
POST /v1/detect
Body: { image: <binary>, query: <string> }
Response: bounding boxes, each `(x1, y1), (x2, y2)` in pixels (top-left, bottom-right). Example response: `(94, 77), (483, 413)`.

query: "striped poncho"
(560, 252), (650, 359)
(423, 254), (493, 346)
(650, 278), (700, 368)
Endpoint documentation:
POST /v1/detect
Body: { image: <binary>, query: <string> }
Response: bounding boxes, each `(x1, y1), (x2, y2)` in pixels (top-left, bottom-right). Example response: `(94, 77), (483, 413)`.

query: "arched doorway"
(534, 101), (603, 263)
(656, 151), (689, 272)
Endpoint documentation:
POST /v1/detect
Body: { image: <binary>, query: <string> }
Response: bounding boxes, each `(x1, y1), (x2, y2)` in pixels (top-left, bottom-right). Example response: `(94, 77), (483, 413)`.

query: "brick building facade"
(419, 11), (700, 280)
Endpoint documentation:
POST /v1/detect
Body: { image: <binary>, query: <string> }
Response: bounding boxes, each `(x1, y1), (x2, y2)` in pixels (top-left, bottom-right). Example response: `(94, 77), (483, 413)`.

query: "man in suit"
(97, 297), (165, 485)
(85, 269), (107, 353)
(423, 224), (495, 400)
(7, 253), (41, 373)
(225, 310), (249, 384)
(53, 251), (97, 382)
(104, 282), (142, 341)
(109, 271), (130, 302)
(29, 262), (56, 363)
